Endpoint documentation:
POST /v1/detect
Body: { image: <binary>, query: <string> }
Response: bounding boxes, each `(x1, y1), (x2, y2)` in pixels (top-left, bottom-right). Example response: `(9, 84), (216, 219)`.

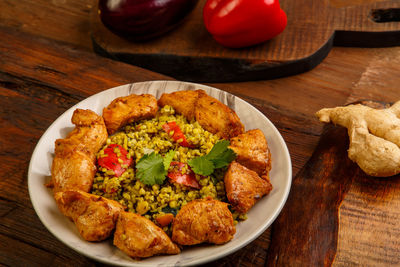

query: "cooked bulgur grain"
(92, 106), (230, 229)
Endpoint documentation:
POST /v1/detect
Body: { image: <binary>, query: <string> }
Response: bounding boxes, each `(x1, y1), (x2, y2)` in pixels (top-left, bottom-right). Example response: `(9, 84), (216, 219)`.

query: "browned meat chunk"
(55, 190), (123, 241)
(195, 90), (244, 139)
(113, 212), (180, 258)
(224, 162), (272, 214)
(102, 94), (158, 134)
(56, 109), (108, 158)
(51, 151), (96, 194)
(158, 90), (198, 120)
(51, 109), (107, 194)
(229, 129), (272, 179)
(172, 197), (235, 245)
(158, 90), (244, 139)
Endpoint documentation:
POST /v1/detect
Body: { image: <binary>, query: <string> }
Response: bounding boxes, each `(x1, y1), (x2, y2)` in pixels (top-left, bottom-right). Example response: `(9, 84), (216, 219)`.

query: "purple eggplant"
(99, 0), (199, 41)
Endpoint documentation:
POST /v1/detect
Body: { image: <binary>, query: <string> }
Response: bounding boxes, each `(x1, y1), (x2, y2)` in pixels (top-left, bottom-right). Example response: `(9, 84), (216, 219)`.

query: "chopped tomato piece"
(156, 213), (174, 227)
(162, 121), (193, 147)
(102, 187), (117, 194)
(97, 144), (132, 177)
(167, 162), (200, 189)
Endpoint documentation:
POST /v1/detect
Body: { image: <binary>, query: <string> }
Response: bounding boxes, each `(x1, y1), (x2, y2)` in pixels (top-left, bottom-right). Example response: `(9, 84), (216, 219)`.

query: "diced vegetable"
(162, 121), (193, 147)
(98, 144), (132, 177)
(156, 213), (174, 227)
(167, 162), (200, 189)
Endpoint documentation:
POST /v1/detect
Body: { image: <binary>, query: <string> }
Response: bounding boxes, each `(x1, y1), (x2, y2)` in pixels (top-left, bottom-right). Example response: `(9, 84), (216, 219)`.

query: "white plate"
(28, 81), (292, 266)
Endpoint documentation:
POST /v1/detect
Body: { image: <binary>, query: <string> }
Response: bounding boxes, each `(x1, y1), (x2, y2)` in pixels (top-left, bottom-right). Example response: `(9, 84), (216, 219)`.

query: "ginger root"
(316, 101), (400, 177)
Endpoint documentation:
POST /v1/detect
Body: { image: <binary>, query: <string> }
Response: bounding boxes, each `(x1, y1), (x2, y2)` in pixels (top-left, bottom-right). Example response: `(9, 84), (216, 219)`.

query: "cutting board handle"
(369, 7), (400, 23)
(334, 1), (400, 47)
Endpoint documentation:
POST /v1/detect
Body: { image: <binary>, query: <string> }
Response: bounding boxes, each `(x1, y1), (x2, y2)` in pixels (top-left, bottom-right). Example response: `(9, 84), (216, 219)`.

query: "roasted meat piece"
(113, 211), (180, 258)
(102, 94), (158, 134)
(51, 109), (107, 194)
(55, 109), (108, 159)
(224, 161), (272, 214)
(51, 151), (96, 193)
(229, 129), (272, 180)
(172, 197), (235, 245)
(158, 90), (244, 139)
(158, 90), (198, 120)
(195, 90), (244, 139)
(55, 190), (123, 241)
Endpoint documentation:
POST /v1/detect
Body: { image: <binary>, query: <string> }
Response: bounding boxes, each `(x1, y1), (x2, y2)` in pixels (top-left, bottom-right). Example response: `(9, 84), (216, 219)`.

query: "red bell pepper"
(167, 162), (200, 189)
(97, 144), (132, 177)
(203, 0), (287, 48)
(162, 121), (193, 147)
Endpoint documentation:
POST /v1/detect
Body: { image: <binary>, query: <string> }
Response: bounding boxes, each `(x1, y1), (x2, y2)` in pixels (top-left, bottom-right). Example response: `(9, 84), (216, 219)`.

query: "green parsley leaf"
(209, 149), (236, 168)
(188, 140), (236, 176)
(206, 140), (230, 160)
(136, 152), (167, 185)
(163, 150), (175, 171)
(188, 155), (215, 176)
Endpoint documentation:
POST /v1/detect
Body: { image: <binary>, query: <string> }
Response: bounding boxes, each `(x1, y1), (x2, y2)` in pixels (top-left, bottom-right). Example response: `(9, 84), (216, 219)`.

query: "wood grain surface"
(91, 0), (400, 82)
(266, 124), (357, 267)
(333, 48), (400, 266)
(267, 49), (400, 266)
(2, 0), (400, 266)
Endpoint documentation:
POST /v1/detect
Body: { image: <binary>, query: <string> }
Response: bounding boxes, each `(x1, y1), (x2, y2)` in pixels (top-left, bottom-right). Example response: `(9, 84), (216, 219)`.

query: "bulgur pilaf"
(91, 105), (245, 231)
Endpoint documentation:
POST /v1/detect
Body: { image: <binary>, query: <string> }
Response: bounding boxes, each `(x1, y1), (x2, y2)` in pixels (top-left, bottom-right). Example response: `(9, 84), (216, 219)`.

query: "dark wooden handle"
(336, 1), (400, 30)
(334, 1), (400, 47)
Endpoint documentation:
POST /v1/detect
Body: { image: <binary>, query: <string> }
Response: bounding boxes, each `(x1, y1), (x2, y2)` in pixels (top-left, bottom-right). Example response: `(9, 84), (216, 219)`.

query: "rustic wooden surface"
(91, 0), (400, 82)
(266, 124), (357, 267)
(1, 0), (400, 266)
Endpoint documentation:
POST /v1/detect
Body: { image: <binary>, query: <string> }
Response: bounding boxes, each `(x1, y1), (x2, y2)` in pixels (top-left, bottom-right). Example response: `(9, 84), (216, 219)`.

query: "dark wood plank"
(266, 46), (400, 266)
(0, 26), (172, 98)
(0, 233), (91, 267)
(335, 175), (400, 266)
(0, 198), (98, 266)
(266, 125), (357, 266)
(333, 47), (400, 266)
(0, 0), (95, 50)
(267, 121), (400, 266)
(91, 0), (400, 82)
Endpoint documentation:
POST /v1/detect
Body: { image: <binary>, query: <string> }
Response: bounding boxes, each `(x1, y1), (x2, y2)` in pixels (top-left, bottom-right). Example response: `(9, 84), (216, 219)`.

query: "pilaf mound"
(91, 105), (244, 231)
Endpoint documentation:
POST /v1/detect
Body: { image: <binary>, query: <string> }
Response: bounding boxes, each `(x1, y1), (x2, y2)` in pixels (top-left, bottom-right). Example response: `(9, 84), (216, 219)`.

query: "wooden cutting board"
(91, 0), (400, 82)
(266, 108), (400, 266)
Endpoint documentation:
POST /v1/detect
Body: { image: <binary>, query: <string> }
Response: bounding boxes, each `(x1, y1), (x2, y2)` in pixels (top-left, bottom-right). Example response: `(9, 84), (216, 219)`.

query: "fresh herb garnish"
(136, 151), (175, 185)
(187, 156), (215, 176)
(163, 150), (175, 171)
(188, 140), (236, 176)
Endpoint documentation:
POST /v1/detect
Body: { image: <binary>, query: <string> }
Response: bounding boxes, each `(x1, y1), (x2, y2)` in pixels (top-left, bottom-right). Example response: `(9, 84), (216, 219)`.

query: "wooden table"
(1, 0), (400, 266)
